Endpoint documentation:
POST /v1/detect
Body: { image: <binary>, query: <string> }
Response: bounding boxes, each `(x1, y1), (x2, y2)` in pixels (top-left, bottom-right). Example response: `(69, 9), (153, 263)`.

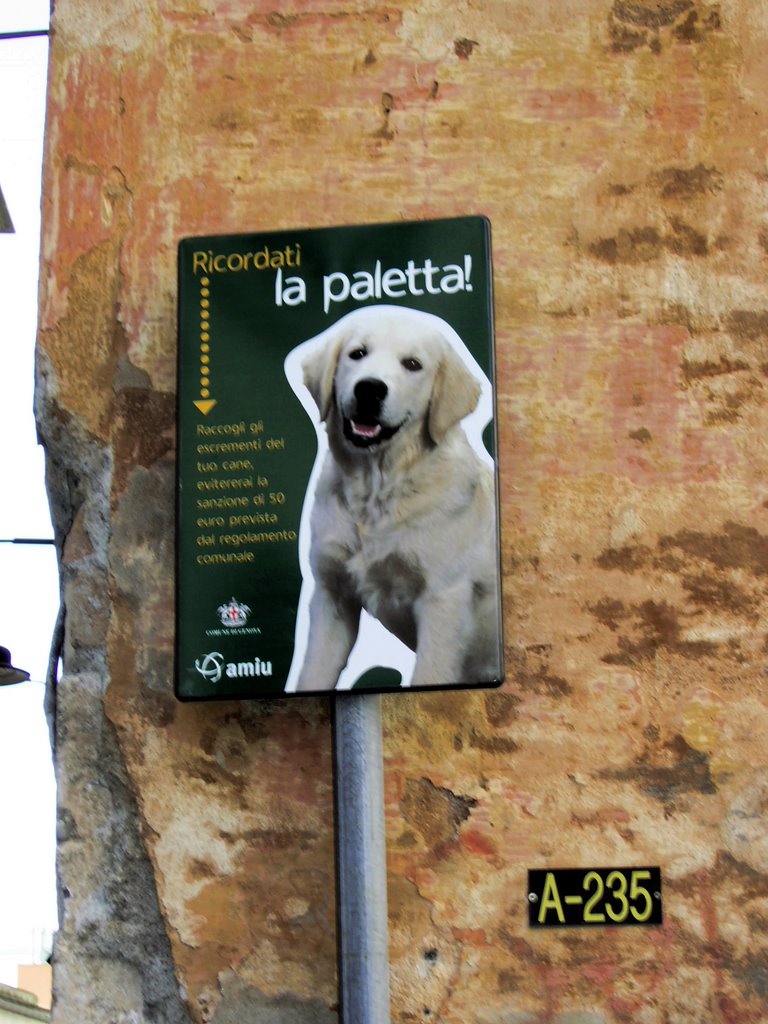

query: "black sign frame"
(528, 867), (663, 928)
(175, 217), (504, 701)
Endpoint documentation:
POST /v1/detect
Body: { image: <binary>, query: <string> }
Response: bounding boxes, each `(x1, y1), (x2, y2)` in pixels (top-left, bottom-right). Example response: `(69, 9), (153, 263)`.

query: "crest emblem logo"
(218, 597), (251, 628)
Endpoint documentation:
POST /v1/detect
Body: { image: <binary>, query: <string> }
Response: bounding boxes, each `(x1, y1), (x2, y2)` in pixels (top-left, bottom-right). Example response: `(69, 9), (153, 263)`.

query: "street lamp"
(0, 183), (13, 233)
(0, 646), (30, 685)
(0, 538), (54, 683)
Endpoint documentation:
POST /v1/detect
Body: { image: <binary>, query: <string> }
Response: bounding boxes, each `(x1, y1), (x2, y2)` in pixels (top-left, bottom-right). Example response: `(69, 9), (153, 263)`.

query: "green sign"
(176, 217), (503, 700)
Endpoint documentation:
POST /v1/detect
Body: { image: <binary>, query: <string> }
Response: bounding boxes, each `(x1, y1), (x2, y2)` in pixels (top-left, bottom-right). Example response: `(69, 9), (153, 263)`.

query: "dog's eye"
(348, 347), (367, 360)
(401, 357), (422, 372)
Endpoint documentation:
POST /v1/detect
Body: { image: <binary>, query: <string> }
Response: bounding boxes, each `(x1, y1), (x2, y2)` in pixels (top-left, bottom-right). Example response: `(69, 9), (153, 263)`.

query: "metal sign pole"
(333, 693), (391, 1024)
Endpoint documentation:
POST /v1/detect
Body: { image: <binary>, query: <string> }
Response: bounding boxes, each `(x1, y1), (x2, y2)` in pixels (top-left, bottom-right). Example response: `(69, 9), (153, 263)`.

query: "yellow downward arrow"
(194, 399), (217, 415)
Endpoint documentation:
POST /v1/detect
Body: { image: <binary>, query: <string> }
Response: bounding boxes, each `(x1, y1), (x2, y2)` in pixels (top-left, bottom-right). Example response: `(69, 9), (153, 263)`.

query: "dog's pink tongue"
(352, 421), (381, 439)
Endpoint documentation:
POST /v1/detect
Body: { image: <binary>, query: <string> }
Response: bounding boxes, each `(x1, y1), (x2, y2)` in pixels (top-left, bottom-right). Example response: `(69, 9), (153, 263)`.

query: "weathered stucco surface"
(37, 0), (768, 1021)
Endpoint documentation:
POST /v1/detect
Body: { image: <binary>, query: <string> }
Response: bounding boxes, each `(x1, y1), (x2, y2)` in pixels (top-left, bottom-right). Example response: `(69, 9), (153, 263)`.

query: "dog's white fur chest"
(344, 477), (427, 644)
(318, 454), (431, 619)
(313, 435), (490, 647)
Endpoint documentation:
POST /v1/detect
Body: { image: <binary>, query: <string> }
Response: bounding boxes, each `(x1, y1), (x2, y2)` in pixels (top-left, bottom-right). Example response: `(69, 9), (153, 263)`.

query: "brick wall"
(38, 2), (768, 1021)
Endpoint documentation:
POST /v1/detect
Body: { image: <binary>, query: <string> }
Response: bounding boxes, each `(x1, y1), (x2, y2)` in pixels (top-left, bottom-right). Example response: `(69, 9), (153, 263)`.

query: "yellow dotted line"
(199, 276), (211, 398)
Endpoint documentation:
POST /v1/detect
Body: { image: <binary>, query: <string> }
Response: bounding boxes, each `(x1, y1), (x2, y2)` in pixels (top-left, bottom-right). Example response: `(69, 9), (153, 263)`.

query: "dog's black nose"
(354, 378), (388, 408)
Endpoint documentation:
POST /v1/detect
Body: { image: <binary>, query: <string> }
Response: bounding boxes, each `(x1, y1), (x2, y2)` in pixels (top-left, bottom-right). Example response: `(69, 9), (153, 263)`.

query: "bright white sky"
(0, 0), (58, 985)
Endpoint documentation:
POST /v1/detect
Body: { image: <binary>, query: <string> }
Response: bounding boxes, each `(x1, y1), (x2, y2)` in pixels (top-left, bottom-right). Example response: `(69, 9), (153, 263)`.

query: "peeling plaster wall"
(37, 1), (768, 1021)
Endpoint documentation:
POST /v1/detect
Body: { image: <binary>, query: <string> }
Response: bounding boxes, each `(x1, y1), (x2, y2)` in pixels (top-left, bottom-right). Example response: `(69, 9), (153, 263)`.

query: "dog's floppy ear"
(302, 331), (347, 421)
(428, 343), (482, 443)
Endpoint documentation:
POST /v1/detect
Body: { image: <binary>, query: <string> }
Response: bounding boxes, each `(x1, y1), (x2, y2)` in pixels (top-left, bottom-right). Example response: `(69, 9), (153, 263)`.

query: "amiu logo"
(194, 651), (224, 682)
(194, 650), (273, 683)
